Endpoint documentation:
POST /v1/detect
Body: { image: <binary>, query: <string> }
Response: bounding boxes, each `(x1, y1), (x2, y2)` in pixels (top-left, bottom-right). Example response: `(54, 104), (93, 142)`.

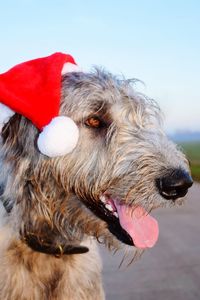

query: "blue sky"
(0, 0), (199, 132)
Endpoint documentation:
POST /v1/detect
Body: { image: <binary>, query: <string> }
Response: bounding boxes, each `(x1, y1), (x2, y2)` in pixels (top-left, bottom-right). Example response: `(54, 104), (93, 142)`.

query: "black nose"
(156, 169), (193, 200)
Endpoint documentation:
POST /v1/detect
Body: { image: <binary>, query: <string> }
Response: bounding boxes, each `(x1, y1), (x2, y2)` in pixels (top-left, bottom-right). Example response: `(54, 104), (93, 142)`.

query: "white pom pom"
(37, 116), (79, 157)
(61, 62), (82, 75)
(0, 103), (15, 125)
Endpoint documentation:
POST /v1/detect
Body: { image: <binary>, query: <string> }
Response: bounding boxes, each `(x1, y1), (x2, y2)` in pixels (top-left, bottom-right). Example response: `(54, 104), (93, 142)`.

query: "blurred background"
(0, 1), (199, 299)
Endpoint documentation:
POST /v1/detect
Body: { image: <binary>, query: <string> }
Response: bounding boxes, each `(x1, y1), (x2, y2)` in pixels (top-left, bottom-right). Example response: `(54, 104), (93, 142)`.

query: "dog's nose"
(156, 169), (193, 200)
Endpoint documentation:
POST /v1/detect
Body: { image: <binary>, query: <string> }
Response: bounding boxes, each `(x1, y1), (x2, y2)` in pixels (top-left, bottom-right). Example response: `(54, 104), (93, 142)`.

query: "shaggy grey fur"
(0, 69), (191, 299)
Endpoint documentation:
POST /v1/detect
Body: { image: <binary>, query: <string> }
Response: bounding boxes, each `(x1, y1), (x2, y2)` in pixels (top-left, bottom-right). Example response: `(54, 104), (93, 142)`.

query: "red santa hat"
(0, 52), (80, 157)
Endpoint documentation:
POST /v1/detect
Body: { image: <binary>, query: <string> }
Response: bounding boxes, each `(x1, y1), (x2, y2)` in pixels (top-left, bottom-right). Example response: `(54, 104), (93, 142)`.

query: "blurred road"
(101, 183), (200, 300)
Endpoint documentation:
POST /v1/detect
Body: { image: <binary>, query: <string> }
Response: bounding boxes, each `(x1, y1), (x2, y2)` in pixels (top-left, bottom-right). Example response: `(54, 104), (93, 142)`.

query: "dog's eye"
(85, 116), (104, 129)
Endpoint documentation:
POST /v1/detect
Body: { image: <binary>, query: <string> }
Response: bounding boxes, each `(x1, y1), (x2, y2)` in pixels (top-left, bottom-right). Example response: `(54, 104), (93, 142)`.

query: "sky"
(0, 0), (199, 133)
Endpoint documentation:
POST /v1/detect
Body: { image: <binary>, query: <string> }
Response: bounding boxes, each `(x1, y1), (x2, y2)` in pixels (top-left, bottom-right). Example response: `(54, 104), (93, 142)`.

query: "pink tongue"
(115, 204), (159, 249)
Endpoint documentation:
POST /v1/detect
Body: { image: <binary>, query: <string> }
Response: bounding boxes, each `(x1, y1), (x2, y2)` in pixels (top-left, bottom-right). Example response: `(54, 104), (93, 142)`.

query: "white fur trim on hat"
(37, 116), (79, 157)
(0, 103), (15, 125)
(61, 62), (82, 75)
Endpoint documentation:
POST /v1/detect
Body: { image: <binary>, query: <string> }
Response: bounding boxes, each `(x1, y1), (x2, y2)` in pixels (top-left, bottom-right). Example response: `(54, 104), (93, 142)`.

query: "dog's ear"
(1, 114), (21, 142)
(1, 114), (39, 159)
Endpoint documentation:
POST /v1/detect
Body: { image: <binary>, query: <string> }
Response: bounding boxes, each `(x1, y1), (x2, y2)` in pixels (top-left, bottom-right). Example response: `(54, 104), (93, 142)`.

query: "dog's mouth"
(96, 193), (159, 249)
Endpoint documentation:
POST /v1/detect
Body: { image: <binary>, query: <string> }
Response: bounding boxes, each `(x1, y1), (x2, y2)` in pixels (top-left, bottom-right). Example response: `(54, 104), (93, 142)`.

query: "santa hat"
(0, 52), (80, 157)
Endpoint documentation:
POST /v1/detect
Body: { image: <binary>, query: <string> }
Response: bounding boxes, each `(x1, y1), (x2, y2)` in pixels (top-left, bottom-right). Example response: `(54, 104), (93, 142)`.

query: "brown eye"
(85, 116), (103, 128)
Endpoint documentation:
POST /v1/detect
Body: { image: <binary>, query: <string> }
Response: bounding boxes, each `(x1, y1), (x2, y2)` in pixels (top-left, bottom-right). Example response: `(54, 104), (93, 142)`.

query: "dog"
(0, 68), (193, 299)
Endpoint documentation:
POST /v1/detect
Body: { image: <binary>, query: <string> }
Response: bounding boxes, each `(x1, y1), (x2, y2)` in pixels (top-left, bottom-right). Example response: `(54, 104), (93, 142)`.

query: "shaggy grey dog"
(0, 69), (193, 300)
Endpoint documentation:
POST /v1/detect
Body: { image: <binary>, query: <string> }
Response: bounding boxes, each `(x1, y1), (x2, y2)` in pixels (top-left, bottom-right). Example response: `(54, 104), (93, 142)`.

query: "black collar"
(22, 232), (89, 257)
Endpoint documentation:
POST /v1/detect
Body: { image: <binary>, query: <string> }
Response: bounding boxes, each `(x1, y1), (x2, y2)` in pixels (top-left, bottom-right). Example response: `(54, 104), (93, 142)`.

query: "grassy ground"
(180, 142), (200, 182)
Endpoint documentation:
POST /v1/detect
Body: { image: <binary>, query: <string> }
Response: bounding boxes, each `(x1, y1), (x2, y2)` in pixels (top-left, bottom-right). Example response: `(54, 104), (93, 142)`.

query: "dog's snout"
(156, 169), (193, 200)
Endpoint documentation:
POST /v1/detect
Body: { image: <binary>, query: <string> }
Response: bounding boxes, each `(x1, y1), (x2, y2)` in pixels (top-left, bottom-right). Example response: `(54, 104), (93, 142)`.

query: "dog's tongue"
(115, 204), (159, 249)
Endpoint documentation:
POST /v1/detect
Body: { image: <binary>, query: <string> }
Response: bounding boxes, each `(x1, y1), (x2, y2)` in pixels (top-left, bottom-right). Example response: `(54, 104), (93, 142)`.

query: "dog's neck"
(0, 222), (104, 300)
(0, 192), (89, 257)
